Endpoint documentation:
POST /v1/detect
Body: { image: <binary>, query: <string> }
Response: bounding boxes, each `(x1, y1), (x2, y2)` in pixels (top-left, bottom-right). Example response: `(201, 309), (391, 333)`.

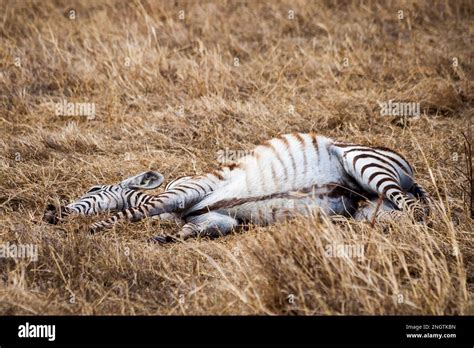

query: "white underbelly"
(219, 191), (359, 225)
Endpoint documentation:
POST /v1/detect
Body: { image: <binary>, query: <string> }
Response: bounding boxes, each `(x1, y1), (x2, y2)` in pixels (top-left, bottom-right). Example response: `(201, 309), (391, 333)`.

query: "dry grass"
(0, 0), (473, 315)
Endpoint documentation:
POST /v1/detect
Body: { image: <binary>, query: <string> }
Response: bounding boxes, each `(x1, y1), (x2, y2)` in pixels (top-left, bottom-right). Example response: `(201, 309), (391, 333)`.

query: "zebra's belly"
(222, 194), (359, 225)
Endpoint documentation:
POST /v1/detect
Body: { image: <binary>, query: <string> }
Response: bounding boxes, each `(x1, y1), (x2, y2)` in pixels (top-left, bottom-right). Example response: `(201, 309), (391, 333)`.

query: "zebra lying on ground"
(44, 133), (430, 242)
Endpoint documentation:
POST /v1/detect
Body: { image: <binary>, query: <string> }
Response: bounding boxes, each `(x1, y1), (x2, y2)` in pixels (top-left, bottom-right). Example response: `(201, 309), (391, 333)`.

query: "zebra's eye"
(87, 186), (102, 193)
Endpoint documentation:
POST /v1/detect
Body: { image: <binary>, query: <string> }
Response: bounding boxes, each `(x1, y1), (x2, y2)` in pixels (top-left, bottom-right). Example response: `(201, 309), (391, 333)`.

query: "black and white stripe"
(86, 133), (430, 237)
(62, 185), (154, 217)
(44, 171), (167, 224)
(332, 143), (425, 219)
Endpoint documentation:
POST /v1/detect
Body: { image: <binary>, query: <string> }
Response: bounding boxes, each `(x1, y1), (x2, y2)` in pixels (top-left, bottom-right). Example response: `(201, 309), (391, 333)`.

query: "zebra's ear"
(120, 171), (164, 190)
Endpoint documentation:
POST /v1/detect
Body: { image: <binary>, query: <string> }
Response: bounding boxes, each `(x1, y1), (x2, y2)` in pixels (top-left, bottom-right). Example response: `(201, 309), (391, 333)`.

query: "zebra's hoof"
(43, 204), (58, 225)
(149, 235), (175, 244)
(43, 204), (69, 225)
(88, 225), (100, 234)
(413, 208), (425, 223)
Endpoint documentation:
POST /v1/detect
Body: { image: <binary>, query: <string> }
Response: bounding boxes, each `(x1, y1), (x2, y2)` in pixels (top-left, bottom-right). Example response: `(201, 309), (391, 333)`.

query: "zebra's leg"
(89, 174), (219, 233)
(89, 202), (163, 233)
(354, 197), (407, 223)
(88, 197), (186, 233)
(333, 144), (426, 220)
(177, 212), (239, 240)
(382, 185), (424, 221)
(152, 213), (182, 224)
(365, 182), (424, 221)
(340, 167), (424, 221)
(409, 181), (432, 216)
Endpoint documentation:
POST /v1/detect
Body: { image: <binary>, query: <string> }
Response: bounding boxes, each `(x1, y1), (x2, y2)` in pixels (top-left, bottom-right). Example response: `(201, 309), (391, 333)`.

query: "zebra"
(44, 133), (430, 242)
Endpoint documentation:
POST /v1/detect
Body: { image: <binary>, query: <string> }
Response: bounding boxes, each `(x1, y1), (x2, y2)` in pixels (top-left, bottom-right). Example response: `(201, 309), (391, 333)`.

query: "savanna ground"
(0, 0), (473, 315)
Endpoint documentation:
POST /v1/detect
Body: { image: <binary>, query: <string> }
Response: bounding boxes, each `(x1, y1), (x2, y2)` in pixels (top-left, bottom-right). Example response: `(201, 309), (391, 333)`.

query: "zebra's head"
(43, 171), (164, 224)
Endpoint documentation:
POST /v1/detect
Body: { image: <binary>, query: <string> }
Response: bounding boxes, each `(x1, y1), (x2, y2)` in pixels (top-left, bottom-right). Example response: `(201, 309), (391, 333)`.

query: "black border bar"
(0, 315), (473, 346)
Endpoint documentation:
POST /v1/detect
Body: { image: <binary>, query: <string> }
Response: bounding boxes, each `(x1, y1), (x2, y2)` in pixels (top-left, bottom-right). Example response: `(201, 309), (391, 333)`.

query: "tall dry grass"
(0, 0), (472, 315)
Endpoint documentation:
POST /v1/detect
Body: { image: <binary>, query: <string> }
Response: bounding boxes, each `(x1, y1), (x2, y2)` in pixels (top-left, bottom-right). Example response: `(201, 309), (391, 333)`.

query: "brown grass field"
(1, 0), (473, 315)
